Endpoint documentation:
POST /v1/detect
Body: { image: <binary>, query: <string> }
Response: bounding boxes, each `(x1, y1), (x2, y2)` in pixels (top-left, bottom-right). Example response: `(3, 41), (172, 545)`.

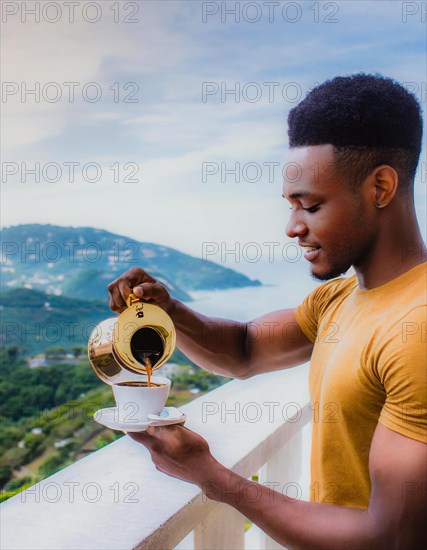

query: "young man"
(108, 74), (426, 548)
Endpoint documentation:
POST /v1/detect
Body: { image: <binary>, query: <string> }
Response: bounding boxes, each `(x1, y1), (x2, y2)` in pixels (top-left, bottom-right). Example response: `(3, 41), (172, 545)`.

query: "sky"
(2, 0), (426, 282)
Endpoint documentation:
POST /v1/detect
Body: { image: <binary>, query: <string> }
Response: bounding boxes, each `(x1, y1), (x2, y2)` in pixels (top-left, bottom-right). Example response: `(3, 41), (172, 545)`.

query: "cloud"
(2, 0), (425, 260)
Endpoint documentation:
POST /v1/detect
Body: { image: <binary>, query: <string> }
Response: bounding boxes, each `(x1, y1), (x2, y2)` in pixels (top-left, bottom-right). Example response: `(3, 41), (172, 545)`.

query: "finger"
(117, 278), (134, 307)
(109, 273), (145, 312)
(108, 288), (125, 313)
(133, 282), (166, 303)
(128, 430), (165, 459)
(124, 267), (156, 289)
(131, 425), (175, 443)
(128, 430), (155, 446)
(108, 274), (130, 312)
(108, 289), (116, 313)
(146, 424), (186, 443)
(108, 282), (128, 312)
(108, 269), (156, 312)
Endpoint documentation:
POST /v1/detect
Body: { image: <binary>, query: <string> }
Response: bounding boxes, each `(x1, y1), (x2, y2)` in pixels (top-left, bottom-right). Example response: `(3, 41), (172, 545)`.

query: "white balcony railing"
(1, 364), (312, 550)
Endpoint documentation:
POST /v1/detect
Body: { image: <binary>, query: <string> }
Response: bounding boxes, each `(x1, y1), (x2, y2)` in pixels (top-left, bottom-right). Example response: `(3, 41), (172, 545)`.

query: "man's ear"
(370, 165), (399, 208)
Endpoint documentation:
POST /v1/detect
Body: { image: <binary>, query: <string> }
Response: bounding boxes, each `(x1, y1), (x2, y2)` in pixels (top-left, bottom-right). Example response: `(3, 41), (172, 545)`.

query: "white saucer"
(93, 406), (187, 432)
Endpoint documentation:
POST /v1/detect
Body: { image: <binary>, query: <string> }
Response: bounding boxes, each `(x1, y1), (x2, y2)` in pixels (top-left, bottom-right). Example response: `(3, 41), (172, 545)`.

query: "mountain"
(1, 224), (261, 301)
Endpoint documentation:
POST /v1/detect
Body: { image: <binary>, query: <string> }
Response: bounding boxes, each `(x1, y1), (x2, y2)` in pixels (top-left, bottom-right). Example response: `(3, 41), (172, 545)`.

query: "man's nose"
(285, 213), (308, 239)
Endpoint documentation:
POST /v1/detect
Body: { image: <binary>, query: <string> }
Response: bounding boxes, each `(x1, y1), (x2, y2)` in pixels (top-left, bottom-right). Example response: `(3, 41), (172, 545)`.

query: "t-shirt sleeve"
(294, 277), (352, 343)
(294, 291), (319, 343)
(377, 306), (427, 443)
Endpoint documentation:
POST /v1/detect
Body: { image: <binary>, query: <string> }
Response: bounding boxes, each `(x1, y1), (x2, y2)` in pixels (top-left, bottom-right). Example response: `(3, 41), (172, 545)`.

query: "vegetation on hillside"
(0, 223), (244, 503)
(1, 288), (202, 361)
(0, 345), (229, 502)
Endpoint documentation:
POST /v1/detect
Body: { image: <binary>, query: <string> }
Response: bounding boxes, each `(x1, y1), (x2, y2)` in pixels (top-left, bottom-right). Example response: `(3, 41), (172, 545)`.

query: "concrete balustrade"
(2, 365), (312, 550)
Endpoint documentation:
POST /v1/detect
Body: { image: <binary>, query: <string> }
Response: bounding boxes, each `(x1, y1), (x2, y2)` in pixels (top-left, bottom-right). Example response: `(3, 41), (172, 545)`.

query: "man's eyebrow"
(281, 191), (313, 200)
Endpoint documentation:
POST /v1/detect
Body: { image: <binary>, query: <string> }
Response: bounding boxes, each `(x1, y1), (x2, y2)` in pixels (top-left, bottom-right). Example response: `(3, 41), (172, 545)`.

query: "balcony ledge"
(1, 364), (311, 550)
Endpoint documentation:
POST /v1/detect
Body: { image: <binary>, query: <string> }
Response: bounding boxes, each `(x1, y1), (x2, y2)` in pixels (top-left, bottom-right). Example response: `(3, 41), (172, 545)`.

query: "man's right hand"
(107, 267), (175, 314)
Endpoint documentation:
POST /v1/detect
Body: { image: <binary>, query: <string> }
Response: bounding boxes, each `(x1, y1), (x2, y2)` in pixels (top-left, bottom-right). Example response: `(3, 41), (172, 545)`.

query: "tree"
(72, 346), (86, 359)
(0, 466), (12, 488)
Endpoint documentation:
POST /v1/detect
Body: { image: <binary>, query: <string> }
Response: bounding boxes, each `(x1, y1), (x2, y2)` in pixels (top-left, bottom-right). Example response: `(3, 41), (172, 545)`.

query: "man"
(108, 74), (426, 548)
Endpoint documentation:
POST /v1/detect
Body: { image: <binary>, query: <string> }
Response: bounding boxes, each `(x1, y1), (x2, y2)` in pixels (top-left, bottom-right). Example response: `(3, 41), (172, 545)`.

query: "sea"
(188, 259), (334, 321)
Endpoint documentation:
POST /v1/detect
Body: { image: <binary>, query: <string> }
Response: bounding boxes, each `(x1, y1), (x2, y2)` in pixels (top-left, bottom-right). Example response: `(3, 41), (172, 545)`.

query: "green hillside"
(0, 288), (111, 356)
(0, 345), (229, 501)
(0, 223), (248, 498)
(0, 287), (195, 362)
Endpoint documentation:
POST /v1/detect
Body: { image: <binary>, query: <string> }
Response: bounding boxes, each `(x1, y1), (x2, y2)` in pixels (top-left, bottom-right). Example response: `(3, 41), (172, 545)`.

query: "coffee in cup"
(116, 381), (166, 387)
(112, 375), (171, 423)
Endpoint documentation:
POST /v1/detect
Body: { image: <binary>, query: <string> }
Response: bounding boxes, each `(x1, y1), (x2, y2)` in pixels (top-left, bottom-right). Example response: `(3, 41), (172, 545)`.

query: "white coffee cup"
(112, 375), (171, 423)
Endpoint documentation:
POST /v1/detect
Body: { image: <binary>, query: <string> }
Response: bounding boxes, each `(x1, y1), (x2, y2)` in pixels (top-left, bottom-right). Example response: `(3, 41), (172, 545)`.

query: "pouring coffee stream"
(88, 292), (176, 386)
(89, 292), (187, 432)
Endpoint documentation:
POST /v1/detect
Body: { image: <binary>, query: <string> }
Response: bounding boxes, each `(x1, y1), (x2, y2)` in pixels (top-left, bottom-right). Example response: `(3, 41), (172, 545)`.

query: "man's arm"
(131, 422), (427, 549)
(108, 267), (313, 379)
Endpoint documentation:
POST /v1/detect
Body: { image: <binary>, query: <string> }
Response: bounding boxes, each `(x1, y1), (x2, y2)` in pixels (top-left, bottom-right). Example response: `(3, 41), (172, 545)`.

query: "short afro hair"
(288, 73), (423, 192)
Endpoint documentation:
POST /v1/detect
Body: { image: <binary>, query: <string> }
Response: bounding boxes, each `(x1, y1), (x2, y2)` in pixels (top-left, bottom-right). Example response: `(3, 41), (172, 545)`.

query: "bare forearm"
(198, 465), (392, 550)
(168, 299), (249, 379)
(107, 269), (312, 378)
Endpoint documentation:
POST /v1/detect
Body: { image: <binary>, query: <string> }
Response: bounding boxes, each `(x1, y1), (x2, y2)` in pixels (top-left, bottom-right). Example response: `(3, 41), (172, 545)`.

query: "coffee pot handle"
(126, 292), (142, 308)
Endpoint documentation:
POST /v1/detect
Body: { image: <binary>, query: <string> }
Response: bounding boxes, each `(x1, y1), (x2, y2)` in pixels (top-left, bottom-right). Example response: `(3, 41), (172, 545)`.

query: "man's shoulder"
(381, 262), (426, 320)
(308, 273), (358, 303)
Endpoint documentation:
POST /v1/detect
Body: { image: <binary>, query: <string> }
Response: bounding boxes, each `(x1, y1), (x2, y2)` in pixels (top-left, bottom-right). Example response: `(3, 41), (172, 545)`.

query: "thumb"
(133, 285), (144, 297)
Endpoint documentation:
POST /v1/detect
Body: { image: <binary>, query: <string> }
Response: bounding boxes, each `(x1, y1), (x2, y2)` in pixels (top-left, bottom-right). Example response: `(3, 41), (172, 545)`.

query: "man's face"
(283, 145), (376, 281)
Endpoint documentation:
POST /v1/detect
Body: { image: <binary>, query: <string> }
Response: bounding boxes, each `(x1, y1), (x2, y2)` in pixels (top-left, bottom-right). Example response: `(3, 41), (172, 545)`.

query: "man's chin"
(310, 263), (351, 282)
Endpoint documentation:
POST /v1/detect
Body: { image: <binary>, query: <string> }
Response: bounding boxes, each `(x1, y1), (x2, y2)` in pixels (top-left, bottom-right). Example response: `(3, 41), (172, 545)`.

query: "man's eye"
(302, 205), (320, 213)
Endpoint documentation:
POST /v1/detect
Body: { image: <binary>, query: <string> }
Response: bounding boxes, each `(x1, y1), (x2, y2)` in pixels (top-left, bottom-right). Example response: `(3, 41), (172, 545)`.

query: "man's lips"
(299, 243), (321, 261)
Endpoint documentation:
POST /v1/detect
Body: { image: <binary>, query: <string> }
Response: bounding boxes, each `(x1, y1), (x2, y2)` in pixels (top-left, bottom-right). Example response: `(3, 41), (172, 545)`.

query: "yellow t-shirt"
(294, 262), (427, 509)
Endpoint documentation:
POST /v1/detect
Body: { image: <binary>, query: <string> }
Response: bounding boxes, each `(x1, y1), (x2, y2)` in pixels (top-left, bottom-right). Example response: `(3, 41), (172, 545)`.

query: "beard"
(310, 259), (352, 281)
(309, 234), (374, 282)
(310, 200), (376, 281)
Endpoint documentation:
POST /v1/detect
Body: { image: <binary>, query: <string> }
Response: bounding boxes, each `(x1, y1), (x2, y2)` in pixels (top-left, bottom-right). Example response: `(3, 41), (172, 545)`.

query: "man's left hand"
(128, 424), (225, 490)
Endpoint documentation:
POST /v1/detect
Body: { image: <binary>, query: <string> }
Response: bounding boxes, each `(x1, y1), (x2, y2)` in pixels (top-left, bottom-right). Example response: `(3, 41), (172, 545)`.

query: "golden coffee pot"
(88, 293), (176, 385)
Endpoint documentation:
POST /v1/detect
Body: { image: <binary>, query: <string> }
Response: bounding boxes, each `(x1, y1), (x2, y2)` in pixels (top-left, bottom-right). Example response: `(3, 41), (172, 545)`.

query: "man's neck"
(354, 208), (426, 290)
